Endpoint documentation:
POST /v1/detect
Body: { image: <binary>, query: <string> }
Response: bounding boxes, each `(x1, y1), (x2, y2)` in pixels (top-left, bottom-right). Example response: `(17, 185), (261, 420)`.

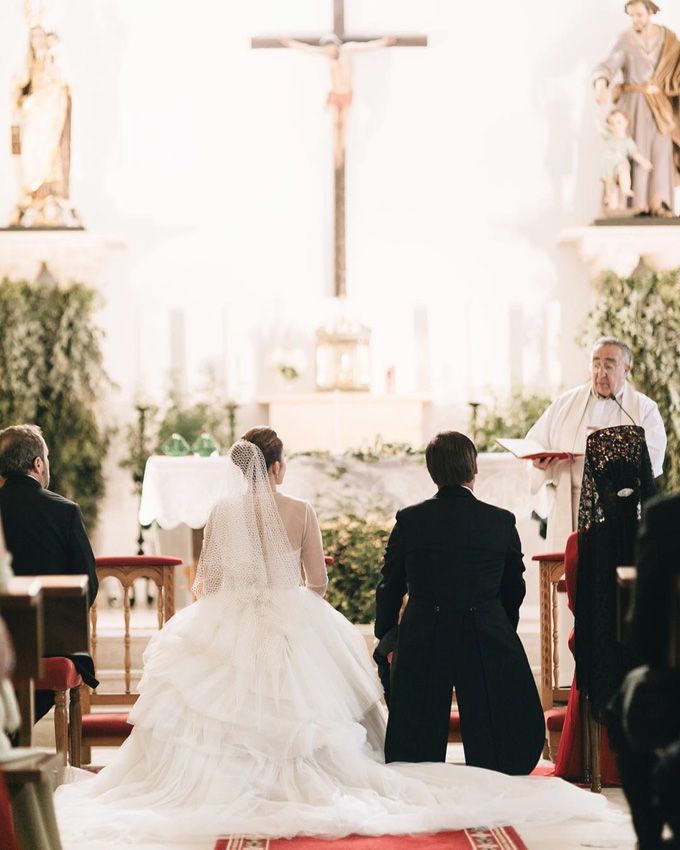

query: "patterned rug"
(215, 827), (527, 849)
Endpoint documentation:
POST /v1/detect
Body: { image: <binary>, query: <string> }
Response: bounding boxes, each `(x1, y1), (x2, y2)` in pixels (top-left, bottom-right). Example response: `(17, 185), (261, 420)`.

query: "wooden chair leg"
(68, 687), (82, 768)
(580, 694), (592, 786)
(15, 680), (34, 747)
(589, 713), (602, 793)
(53, 689), (68, 764)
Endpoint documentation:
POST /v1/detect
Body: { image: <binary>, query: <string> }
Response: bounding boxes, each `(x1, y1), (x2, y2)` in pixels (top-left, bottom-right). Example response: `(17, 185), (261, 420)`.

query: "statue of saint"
(10, 3), (82, 228)
(594, 1), (680, 218)
(280, 34), (396, 169)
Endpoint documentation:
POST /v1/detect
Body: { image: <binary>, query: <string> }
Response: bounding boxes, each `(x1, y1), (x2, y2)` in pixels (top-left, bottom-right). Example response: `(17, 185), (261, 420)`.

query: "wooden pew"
(38, 575), (89, 657)
(0, 575), (89, 747)
(2, 751), (64, 850)
(0, 578), (43, 746)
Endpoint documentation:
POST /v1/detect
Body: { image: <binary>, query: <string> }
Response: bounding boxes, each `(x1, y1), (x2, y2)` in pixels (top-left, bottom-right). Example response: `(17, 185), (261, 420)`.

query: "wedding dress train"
(55, 442), (615, 847)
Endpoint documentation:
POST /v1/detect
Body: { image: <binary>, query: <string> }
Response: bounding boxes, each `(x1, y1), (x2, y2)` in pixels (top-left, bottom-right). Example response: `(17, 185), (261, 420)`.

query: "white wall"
(1, 0), (675, 550)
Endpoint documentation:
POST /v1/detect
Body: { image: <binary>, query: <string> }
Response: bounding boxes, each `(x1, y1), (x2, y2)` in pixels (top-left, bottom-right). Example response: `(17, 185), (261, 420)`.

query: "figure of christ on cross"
(251, 0), (427, 298)
(280, 34), (396, 169)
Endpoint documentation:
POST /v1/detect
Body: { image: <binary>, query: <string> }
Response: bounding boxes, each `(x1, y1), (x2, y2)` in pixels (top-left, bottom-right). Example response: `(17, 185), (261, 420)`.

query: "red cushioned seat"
(81, 713), (133, 738)
(34, 657), (82, 691)
(544, 707), (566, 732)
(95, 556), (183, 567)
(532, 552), (566, 562)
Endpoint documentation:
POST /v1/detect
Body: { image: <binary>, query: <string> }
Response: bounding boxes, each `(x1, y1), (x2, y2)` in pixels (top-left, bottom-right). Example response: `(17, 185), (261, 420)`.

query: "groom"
(375, 431), (544, 774)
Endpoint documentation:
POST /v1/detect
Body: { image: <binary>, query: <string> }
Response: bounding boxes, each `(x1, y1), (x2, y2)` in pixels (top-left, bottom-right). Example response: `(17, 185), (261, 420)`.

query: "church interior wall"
(0, 0), (672, 558)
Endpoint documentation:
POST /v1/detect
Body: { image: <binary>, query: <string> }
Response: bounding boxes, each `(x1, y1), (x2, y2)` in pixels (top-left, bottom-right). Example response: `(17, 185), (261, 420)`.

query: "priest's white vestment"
(526, 381), (666, 551)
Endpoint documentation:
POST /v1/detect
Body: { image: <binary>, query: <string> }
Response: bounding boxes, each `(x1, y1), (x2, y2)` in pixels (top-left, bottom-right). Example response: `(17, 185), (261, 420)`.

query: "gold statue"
(10, 1), (82, 228)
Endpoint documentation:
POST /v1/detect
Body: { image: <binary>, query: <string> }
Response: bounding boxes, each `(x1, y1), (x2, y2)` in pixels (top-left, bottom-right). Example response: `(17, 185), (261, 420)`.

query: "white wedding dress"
(55, 442), (613, 847)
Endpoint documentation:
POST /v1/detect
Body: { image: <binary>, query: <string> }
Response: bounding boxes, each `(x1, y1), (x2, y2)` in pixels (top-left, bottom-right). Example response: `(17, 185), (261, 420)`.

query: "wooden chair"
(34, 657), (82, 767)
(533, 548), (571, 759)
(79, 556), (182, 766)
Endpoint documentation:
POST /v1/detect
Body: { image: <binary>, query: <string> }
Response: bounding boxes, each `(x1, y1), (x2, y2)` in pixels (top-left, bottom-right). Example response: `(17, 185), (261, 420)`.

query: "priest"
(526, 337), (666, 551)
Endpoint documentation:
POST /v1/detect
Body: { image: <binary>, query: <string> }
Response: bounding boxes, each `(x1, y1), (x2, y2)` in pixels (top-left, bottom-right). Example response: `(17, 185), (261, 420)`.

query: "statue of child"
(601, 109), (653, 212)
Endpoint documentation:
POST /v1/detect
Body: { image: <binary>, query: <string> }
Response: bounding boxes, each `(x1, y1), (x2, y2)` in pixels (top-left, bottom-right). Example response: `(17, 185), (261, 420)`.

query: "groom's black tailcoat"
(376, 485), (544, 775)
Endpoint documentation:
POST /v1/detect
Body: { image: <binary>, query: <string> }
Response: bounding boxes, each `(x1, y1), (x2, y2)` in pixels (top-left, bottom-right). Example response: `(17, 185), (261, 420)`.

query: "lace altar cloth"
(138, 453), (535, 530)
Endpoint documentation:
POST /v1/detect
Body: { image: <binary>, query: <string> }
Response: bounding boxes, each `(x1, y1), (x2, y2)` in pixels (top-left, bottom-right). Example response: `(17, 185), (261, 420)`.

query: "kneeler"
(553, 532), (619, 789)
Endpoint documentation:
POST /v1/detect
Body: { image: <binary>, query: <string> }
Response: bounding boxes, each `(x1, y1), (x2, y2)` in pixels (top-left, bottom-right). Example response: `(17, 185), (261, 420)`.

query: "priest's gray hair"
(591, 336), (633, 368)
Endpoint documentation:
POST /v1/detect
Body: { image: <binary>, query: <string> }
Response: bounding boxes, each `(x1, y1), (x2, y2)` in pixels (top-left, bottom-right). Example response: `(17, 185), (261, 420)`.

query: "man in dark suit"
(612, 493), (680, 849)
(0, 423), (98, 720)
(376, 431), (544, 774)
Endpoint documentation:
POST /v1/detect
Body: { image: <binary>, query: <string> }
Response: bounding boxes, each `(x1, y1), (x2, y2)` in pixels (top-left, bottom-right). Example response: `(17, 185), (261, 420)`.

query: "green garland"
(580, 268), (680, 492)
(0, 278), (111, 529)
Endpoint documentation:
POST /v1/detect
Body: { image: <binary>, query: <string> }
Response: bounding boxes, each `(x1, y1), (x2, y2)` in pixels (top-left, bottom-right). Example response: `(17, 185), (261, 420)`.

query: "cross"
(251, 0), (427, 298)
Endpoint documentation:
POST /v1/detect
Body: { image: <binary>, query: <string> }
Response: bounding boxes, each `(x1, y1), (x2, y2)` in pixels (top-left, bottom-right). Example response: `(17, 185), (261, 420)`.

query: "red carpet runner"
(215, 827), (528, 849)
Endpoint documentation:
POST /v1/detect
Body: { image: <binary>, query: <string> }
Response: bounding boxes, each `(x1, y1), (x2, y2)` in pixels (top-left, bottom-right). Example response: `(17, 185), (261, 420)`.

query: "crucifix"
(252, 0), (427, 299)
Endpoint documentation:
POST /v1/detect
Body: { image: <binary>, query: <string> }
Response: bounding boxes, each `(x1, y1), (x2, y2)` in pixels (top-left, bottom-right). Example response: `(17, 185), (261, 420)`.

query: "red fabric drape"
(0, 771), (19, 850)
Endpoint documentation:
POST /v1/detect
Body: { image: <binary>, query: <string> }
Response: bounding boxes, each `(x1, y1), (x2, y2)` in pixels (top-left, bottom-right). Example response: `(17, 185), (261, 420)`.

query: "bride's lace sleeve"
(301, 502), (328, 596)
(192, 509), (215, 599)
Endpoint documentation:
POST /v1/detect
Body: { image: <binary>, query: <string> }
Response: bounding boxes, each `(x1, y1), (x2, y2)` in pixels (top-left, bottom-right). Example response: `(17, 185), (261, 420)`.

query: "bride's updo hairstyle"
(241, 427), (283, 471)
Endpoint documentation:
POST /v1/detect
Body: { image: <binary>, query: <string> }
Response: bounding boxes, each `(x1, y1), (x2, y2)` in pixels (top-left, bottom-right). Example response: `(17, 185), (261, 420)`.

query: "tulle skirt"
(55, 588), (614, 846)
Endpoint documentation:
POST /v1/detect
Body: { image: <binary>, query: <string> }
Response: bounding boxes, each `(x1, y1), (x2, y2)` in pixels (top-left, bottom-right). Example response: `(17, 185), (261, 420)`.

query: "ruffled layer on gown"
(55, 588), (616, 846)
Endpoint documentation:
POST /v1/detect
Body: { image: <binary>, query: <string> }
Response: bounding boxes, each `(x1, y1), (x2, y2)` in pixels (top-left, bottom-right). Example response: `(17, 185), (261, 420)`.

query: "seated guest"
(614, 492), (680, 849)
(376, 431), (544, 774)
(0, 424), (98, 720)
(554, 425), (657, 784)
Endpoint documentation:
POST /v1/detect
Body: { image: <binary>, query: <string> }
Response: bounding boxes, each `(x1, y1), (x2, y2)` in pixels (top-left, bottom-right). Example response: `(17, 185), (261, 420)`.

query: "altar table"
(139, 452), (545, 613)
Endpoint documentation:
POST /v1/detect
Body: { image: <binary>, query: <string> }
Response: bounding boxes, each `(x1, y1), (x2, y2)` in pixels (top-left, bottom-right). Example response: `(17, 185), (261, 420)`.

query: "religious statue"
(593, 0), (680, 218)
(281, 34), (396, 168)
(10, 1), (82, 228)
(600, 108), (653, 213)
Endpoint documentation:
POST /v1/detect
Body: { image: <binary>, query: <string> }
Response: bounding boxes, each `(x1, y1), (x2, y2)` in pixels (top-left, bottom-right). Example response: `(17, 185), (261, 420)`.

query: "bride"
(56, 427), (611, 846)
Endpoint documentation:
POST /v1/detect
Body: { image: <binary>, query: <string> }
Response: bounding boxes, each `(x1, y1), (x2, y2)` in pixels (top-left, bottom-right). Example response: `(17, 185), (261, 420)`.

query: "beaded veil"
(192, 440), (301, 599)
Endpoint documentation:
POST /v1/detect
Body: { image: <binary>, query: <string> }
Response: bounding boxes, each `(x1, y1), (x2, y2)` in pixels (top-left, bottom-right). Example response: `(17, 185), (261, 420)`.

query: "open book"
(495, 438), (582, 461)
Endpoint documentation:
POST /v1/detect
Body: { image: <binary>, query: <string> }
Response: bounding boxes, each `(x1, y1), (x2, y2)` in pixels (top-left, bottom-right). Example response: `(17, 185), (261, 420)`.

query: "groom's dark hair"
(425, 431), (477, 488)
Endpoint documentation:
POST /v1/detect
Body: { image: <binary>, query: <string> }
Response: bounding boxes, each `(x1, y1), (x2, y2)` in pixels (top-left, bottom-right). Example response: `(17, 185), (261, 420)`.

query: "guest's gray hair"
(591, 336), (633, 368)
(0, 424), (47, 477)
